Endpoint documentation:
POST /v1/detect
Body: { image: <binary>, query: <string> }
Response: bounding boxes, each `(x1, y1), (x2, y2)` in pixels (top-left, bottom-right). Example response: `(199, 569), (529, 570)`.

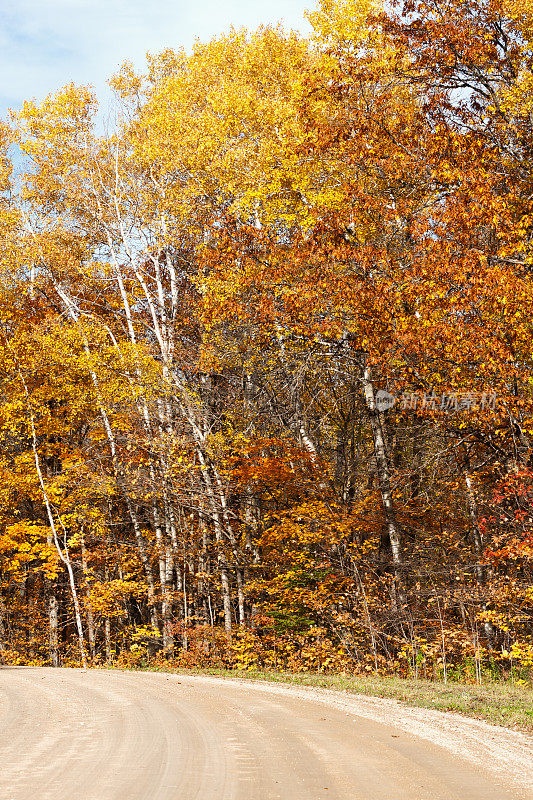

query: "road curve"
(0, 667), (531, 800)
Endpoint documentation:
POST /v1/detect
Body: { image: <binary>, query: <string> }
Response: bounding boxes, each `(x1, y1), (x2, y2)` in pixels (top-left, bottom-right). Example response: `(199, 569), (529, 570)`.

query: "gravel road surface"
(0, 667), (531, 799)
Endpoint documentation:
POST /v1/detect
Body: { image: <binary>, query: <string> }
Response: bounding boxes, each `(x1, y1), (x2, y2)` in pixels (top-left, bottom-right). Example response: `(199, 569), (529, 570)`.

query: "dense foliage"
(0, 0), (532, 681)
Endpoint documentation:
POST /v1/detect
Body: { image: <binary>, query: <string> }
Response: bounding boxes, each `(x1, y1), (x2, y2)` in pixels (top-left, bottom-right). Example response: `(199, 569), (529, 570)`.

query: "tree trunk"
(81, 535), (96, 661)
(13, 357), (87, 669)
(105, 617), (112, 663)
(153, 501), (174, 653)
(49, 593), (59, 667)
(465, 471), (485, 582)
(236, 567), (245, 626)
(362, 365), (403, 576)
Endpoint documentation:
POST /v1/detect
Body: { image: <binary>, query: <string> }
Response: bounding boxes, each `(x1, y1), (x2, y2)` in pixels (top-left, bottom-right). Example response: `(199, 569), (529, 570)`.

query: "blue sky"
(0, 0), (314, 118)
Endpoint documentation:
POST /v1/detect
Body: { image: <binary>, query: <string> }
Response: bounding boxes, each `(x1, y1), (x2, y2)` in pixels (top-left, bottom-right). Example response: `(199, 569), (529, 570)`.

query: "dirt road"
(0, 667), (531, 799)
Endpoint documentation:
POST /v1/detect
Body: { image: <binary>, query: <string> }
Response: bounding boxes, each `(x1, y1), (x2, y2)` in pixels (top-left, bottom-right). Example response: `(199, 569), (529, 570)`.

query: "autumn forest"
(0, 0), (532, 680)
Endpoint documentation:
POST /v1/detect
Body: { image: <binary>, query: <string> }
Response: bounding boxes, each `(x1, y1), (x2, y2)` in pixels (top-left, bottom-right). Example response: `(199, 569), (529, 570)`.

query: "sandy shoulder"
(176, 673), (533, 795)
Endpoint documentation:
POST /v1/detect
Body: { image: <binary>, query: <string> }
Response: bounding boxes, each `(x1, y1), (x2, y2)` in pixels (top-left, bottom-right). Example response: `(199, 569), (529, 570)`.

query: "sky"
(0, 0), (314, 118)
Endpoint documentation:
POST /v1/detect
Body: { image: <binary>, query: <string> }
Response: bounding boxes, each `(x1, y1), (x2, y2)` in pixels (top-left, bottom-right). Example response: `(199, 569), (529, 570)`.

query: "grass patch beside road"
(138, 666), (533, 734)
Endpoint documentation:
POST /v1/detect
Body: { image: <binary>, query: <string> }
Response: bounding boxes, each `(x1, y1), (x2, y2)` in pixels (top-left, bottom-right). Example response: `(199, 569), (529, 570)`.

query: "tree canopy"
(0, 0), (532, 678)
